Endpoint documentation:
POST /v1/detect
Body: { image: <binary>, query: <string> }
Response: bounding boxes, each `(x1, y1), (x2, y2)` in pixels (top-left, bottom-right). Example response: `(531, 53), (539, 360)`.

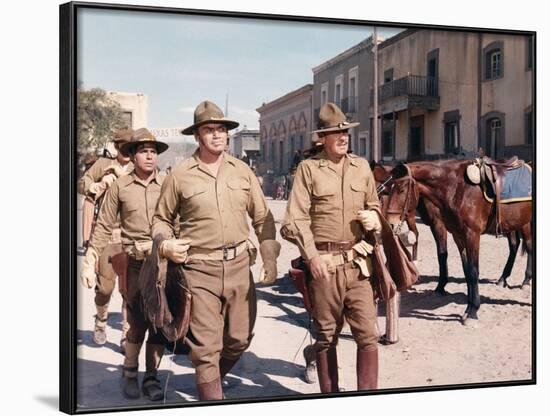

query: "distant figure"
(284, 168), (296, 200)
(292, 149), (302, 168)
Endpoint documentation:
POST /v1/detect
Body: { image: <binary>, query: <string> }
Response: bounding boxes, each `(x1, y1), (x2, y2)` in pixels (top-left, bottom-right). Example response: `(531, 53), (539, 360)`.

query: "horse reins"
(376, 174), (393, 195)
(385, 176), (418, 233)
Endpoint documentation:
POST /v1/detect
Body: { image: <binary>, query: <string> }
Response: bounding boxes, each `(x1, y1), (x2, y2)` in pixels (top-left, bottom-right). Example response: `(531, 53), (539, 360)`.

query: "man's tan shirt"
(90, 171), (163, 255)
(78, 157), (133, 196)
(152, 151), (275, 248)
(281, 151), (380, 261)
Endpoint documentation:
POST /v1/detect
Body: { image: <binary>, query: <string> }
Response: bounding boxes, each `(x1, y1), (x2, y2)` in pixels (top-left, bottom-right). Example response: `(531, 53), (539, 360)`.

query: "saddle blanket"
(484, 164), (532, 203)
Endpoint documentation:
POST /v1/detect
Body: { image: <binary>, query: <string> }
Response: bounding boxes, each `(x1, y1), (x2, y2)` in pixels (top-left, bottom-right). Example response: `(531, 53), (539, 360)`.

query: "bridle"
(385, 175), (418, 233)
(376, 174), (393, 195)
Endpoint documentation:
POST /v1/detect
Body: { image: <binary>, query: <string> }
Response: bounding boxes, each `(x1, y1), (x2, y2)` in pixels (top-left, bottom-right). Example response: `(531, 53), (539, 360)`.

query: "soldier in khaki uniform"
(281, 103), (382, 392)
(78, 129), (134, 347)
(152, 101), (280, 401)
(81, 129), (170, 401)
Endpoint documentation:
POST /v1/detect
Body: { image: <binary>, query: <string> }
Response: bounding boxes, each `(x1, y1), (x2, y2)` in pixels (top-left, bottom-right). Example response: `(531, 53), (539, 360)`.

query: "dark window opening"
(484, 42), (503, 80)
(384, 68), (393, 84)
(121, 111), (133, 129)
(487, 118), (501, 158)
(445, 122), (459, 154)
(382, 130), (393, 158)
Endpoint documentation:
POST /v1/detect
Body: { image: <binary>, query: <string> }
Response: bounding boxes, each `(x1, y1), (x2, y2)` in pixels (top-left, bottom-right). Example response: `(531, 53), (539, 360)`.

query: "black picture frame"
(60, 2), (536, 414)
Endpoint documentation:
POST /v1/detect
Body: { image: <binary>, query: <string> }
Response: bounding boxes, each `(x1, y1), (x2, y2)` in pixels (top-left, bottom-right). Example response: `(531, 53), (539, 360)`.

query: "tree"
(77, 87), (127, 156)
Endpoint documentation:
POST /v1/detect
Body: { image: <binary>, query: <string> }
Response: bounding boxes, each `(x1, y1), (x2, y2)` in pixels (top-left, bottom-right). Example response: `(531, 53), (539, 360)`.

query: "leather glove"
(88, 181), (108, 196)
(258, 240), (281, 284)
(159, 238), (191, 263)
(133, 240), (153, 260)
(352, 240), (374, 257)
(81, 247), (99, 289)
(356, 210), (382, 232)
(101, 173), (117, 186)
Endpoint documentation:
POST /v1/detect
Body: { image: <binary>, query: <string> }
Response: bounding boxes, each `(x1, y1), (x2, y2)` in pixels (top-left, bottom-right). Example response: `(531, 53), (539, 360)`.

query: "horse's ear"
(392, 163), (410, 179)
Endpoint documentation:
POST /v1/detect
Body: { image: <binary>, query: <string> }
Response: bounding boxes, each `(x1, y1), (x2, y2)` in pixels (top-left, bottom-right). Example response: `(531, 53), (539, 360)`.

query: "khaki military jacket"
(90, 171), (163, 255)
(78, 157), (134, 196)
(152, 151), (275, 249)
(281, 151), (379, 261)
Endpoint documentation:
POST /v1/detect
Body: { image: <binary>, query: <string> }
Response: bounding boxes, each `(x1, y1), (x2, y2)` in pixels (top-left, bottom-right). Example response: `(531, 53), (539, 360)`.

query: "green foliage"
(77, 87), (127, 155)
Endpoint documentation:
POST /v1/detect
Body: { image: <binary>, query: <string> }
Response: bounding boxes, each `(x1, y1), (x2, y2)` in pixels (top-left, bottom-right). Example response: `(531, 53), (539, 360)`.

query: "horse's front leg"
(406, 213), (419, 262)
(431, 218), (449, 295)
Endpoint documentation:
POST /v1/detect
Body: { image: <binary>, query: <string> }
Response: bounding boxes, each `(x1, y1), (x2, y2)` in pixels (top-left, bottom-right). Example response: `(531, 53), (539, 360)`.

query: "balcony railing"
(380, 75), (438, 101)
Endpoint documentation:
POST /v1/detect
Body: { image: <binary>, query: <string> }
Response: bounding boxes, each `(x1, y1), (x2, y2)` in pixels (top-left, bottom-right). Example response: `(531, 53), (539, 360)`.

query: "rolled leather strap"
(315, 241), (355, 252)
(187, 241), (248, 261)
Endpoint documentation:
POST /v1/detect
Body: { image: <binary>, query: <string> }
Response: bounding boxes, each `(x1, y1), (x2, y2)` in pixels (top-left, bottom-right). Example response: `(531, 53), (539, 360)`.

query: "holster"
(289, 257), (313, 313)
(109, 251), (129, 298)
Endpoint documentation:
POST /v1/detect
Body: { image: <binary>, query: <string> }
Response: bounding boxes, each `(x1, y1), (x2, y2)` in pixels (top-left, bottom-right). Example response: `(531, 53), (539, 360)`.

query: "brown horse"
(384, 165), (525, 295)
(371, 161), (419, 261)
(385, 160), (532, 324)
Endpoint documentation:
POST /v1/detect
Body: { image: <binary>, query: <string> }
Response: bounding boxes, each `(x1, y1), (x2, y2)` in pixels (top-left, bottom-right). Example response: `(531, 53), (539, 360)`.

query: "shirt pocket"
(311, 182), (336, 213)
(120, 200), (141, 231)
(121, 200), (140, 216)
(350, 180), (368, 211)
(180, 186), (208, 213)
(226, 178), (251, 211)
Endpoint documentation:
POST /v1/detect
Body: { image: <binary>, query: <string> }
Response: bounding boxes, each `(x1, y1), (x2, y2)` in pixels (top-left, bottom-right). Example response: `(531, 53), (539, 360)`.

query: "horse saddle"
(465, 156), (530, 236)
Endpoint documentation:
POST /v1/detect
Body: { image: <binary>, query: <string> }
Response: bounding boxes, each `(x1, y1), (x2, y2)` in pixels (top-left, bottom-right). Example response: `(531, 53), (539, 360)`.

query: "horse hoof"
(461, 315), (479, 328)
(379, 335), (399, 345)
(496, 279), (507, 288)
(521, 282), (532, 291)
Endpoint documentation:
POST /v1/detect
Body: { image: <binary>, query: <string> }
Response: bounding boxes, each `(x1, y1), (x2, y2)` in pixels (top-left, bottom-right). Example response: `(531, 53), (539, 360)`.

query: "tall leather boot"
(120, 301), (129, 354)
(219, 356), (240, 380)
(316, 347), (339, 393)
(93, 304), (109, 345)
(197, 378), (223, 401)
(121, 342), (142, 399)
(356, 348), (378, 390)
(142, 343), (165, 401)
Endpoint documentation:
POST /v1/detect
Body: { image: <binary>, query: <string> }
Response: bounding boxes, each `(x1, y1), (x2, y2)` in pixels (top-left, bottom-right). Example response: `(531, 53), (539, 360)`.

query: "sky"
(78, 8), (403, 136)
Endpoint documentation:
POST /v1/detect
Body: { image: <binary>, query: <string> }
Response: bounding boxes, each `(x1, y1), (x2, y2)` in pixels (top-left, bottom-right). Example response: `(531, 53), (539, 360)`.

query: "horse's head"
(386, 163), (418, 229)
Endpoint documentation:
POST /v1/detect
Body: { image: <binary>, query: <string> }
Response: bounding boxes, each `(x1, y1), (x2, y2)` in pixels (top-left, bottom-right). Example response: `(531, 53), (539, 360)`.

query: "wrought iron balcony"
(370, 75), (440, 113)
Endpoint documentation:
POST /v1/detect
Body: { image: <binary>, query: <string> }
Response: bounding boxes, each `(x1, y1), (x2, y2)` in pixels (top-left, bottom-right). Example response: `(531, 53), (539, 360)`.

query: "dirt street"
(75, 197), (531, 411)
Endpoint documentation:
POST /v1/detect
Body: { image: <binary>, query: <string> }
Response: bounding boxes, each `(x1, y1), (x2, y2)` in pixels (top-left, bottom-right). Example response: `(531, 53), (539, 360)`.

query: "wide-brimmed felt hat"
(119, 128), (169, 155)
(113, 128), (134, 144)
(181, 100), (239, 135)
(311, 102), (359, 138)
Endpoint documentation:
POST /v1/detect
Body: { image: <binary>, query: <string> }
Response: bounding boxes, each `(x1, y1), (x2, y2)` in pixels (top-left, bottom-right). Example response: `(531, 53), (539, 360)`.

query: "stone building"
(312, 36), (378, 158)
(108, 91), (148, 129)
(370, 29), (533, 161)
(256, 84), (313, 177)
(229, 128), (260, 167)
